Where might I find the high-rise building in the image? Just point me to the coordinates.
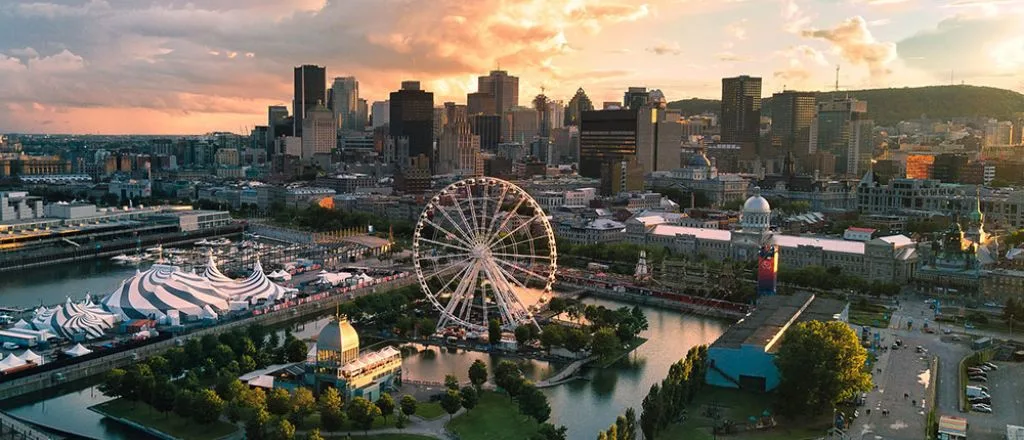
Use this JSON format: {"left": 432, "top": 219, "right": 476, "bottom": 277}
{"left": 984, "top": 120, "right": 1013, "bottom": 146}
{"left": 565, "top": 88, "right": 594, "bottom": 126}
{"left": 504, "top": 107, "right": 539, "bottom": 144}
{"left": 470, "top": 115, "right": 501, "bottom": 149}
{"left": 371, "top": 101, "right": 390, "bottom": 128}
{"left": 467, "top": 92, "right": 497, "bottom": 116}
{"left": 623, "top": 87, "right": 650, "bottom": 110}
{"left": 438, "top": 103, "right": 482, "bottom": 177}
{"left": 330, "top": 76, "right": 359, "bottom": 131}
{"left": 579, "top": 109, "right": 639, "bottom": 195}
{"left": 769, "top": 90, "right": 817, "bottom": 157}
{"left": 932, "top": 153, "right": 970, "bottom": 183}
{"left": 356, "top": 99, "right": 368, "bottom": 130}
{"left": 906, "top": 154, "right": 934, "bottom": 179}
{"left": 477, "top": 70, "right": 519, "bottom": 113}
{"left": 301, "top": 102, "right": 336, "bottom": 160}
{"left": 268, "top": 105, "right": 290, "bottom": 155}
{"left": 720, "top": 76, "right": 762, "bottom": 146}
{"left": 636, "top": 106, "right": 683, "bottom": 173}
{"left": 810, "top": 97, "right": 872, "bottom": 175}
{"left": 293, "top": 65, "right": 327, "bottom": 137}
{"left": 389, "top": 81, "right": 434, "bottom": 168}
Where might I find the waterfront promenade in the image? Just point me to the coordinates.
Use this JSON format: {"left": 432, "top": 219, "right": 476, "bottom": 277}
{"left": 0, "top": 275, "right": 418, "bottom": 402}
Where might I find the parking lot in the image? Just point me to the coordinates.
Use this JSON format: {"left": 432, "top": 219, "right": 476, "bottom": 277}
{"left": 963, "top": 360, "right": 1024, "bottom": 439}
{"left": 848, "top": 331, "right": 934, "bottom": 440}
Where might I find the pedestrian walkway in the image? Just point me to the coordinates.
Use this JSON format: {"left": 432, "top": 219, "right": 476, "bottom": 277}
{"left": 0, "top": 411, "right": 55, "bottom": 440}
{"left": 295, "top": 409, "right": 465, "bottom": 439}
{"left": 536, "top": 355, "right": 595, "bottom": 388}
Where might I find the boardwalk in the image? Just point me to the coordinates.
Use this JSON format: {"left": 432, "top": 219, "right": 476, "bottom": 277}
{"left": 536, "top": 356, "right": 595, "bottom": 388}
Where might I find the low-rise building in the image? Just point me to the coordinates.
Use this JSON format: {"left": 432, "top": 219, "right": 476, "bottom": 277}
{"left": 556, "top": 219, "right": 626, "bottom": 245}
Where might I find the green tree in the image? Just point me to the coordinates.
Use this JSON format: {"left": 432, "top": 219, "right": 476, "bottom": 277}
{"left": 267, "top": 388, "right": 292, "bottom": 416}
{"left": 193, "top": 389, "right": 226, "bottom": 424}
{"left": 99, "top": 368, "right": 126, "bottom": 400}
{"left": 290, "top": 388, "right": 316, "bottom": 424}
{"left": 493, "top": 360, "right": 522, "bottom": 394}
{"left": 146, "top": 355, "right": 170, "bottom": 377}
{"left": 285, "top": 339, "right": 309, "bottom": 363}
{"left": 215, "top": 376, "right": 247, "bottom": 402}
{"left": 488, "top": 319, "right": 503, "bottom": 345}
{"left": 532, "top": 423, "right": 569, "bottom": 440}
{"left": 173, "top": 390, "right": 194, "bottom": 419}
{"left": 539, "top": 325, "right": 564, "bottom": 351}
{"left": 246, "top": 408, "right": 270, "bottom": 440}
{"left": 775, "top": 321, "right": 873, "bottom": 417}
{"left": 152, "top": 380, "right": 177, "bottom": 416}
{"left": 304, "top": 428, "right": 325, "bottom": 440}
{"left": 514, "top": 325, "right": 532, "bottom": 347}
{"left": 268, "top": 417, "right": 295, "bottom": 440}
{"left": 440, "top": 389, "right": 462, "bottom": 420}
{"left": 375, "top": 393, "right": 396, "bottom": 421}
{"left": 640, "top": 384, "right": 660, "bottom": 440}
{"left": 623, "top": 407, "right": 638, "bottom": 440}
{"left": 459, "top": 386, "right": 478, "bottom": 412}
{"left": 444, "top": 374, "right": 460, "bottom": 390}
{"left": 591, "top": 328, "right": 620, "bottom": 359}
{"left": 564, "top": 328, "right": 590, "bottom": 354}
{"left": 468, "top": 359, "right": 488, "bottom": 390}
{"left": 347, "top": 397, "right": 382, "bottom": 434}
{"left": 400, "top": 394, "right": 418, "bottom": 417}
{"left": 597, "top": 432, "right": 608, "bottom": 440}
{"left": 517, "top": 383, "right": 551, "bottom": 423}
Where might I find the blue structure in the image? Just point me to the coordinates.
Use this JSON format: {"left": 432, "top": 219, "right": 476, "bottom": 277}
{"left": 705, "top": 292, "right": 848, "bottom": 392}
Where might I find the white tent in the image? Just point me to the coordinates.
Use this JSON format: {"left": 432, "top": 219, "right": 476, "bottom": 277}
{"left": 0, "top": 353, "right": 26, "bottom": 372}
{"left": 201, "top": 304, "right": 219, "bottom": 320}
{"left": 20, "top": 349, "right": 44, "bottom": 365}
{"left": 12, "top": 319, "right": 30, "bottom": 329}
{"left": 64, "top": 343, "right": 92, "bottom": 357}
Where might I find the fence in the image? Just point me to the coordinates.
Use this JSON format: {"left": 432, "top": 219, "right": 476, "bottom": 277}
{"left": 0, "top": 411, "right": 51, "bottom": 440}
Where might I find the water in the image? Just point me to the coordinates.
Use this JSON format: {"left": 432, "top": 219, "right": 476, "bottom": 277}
{"left": 0, "top": 260, "right": 139, "bottom": 308}
{"left": 1, "top": 263, "right": 727, "bottom": 439}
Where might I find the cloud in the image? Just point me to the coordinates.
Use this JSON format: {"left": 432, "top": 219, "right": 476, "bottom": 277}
{"left": 800, "top": 16, "right": 897, "bottom": 78}
{"left": 772, "top": 45, "right": 830, "bottom": 86}
{"left": 0, "top": 0, "right": 656, "bottom": 133}
{"left": 647, "top": 40, "right": 682, "bottom": 55}
{"left": 898, "top": 13, "right": 1024, "bottom": 79}
{"left": 781, "top": 0, "right": 813, "bottom": 33}
{"left": 725, "top": 19, "right": 748, "bottom": 40}
{"left": 717, "top": 51, "right": 752, "bottom": 62}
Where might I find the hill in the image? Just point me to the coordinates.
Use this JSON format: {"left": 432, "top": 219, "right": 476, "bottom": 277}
{"left": 667, "top": 85, "right": 1024, "bottom": 126}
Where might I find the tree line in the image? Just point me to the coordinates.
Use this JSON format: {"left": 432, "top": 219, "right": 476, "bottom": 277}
{"left": 527, "top": 298, "right": 649, "bottom": 360}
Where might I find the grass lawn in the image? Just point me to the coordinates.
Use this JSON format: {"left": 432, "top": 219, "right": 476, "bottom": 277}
{"left": 92, "top": 399, "right": 238, "bottom": 440}
{"left": 660, "top": 387, "right": 831, "bottom": 440}
{"left": 447, "top": 391, "right": 538, "bottom": 440}
{"left": 414, "top": 401, "right": 446, "bottom": 420}
{"left": 849, "top": 302, "right": 892, "bottom": 328}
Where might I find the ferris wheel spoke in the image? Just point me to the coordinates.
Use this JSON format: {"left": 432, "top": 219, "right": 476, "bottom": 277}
{"left": 487, "top": 213, "right": 543, "bottom": 248}
{"left": 417, "top": 253, "right": 472, "bottom": 262}
{"left": 488, "top": 196, "right": 528, "bottom": 244}
{"left": 494, "top": 258, "right": 552, "bottom": 282}
{"left": 448, "top": 195, "right": 479, "bottom": 244}
{"left": 466, "top": 192, "right": 482, "bottom": 237}
{"left": 489, "top": 261, "right": 535, "bottom": 325}
{"left": 485, "top": 184, "right": 510, "bottom": 238}
{"left": 433, "top": 203, "right": 477, "bottom": 246}
{"left": 491, "top": 252, "right": 551, "bottom": 261}
{"left": 416, "top": 236, "right": 471, "bottom": 253}
{"left": 421, "top": 260, "right": 470, "bottom": 284}
{"left": 479, "top": 261, "right": 519, "bottom": 326}
{"left": 444, "top": 263, "right": 479, "bottom": 320}
{"left": 422, "top": 218, "right": 475, "bottom": 249}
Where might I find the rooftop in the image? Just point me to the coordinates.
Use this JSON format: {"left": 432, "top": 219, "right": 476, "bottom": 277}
{"left": 711, "top": 292, "right": 847, "bottom": 353}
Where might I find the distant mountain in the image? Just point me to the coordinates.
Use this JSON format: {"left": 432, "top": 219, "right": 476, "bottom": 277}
{"left": 667, "top": 85, "right": 1024, "bottom": 126}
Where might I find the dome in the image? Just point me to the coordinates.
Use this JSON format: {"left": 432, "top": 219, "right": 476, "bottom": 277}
{"left": 743, "top": 191, "right": 771, "bottom": 214}
{"left": 318, "top": 316, "right": 359, "bottom": 355}
{"left": 688, "top": 152, "right": 712, "bottom": 168}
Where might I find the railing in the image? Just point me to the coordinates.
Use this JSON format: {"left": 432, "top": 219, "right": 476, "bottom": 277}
{"left": 0, "top": 411, "right": 51, "bottom": 440}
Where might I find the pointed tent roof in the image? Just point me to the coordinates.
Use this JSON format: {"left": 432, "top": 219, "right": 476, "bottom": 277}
{"left": 12, "top": 319, "right": 30, "bottom": 329}
{"left": 64, "top": 343, "right": 92, "bottom": 357}
{"left": 0, "top": 353, "right": 26, "bottom": 371}
{"left": 20, "top": 349, "right": 43, "bottom": 365}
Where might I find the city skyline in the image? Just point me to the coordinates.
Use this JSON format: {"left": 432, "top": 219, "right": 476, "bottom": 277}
{"left": 1, "top": 0, "right": 1023, "bottom": 134}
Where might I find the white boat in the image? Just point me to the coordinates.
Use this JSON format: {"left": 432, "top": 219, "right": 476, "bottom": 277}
{"left": 210, "top": 238, "right": 231, "bottom": 246}
{"left": 110, "top": 254, "right": 131, "bottom": 262}
{"left": 195, "top": 239, "right": 213, "bottom": 246}
{"left": 2, "top": 342, "right": 19, "bottom": 350}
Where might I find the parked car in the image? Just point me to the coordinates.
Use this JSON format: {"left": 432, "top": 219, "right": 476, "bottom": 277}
{"left": 971, "top": 403, "right": 992, "bottom": 413}
{"left": 978, "top": 364, "right": 993, "bottom": 371}
{"left": 969, "top": 397, "right": 991, "bottom": 405}
{"left": 943, "top": 328, "right": 952, "bottom": 334}
{"left": 969, "top": 376, "right": 988, "bottom": 383}
{"left": 983, "top": 362, "right": 998, "bottom": 370}
{"left": 967, "top": 368, "right": 985, "bottom": 374}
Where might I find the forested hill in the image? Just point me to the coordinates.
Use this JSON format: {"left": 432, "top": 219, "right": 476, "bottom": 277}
{"left": 667, "top": 85, "right": 1024, "bottom": 126}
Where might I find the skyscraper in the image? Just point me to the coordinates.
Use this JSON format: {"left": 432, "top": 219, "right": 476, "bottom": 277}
{"left": 389, "top": 81, "right": 434, "bottom": 168}
{"left": 810, "top": 97, "right": 872, "bottom": 176}
{"left": 330, "top": 76, "right": 359, "bottom": 131}
{"left": 579, "top": 109, "right": 639, "bottom": 195}
{"left": 720, "top": 76, "right": 762, "bottom": 145}
{"left": 623, "top": 87, "right": 650, "bottom": 110}
{"left": 371, "top": 101, "right": 390, "bottom": 128}
{"left": 477, "top": 70, "right": 519, "bottom": 113}
{"left": 635, "top": 106, "right": 683, "bottom": 173}
{"left": 565, "top": 88, "right": 594, "bottom": 126}
{"left": 293, "top": 65, "right": 327, "bottom": 137}
{"left": 301, "top": 102, "right": 336, "bottom": 160}
{"left": 770, "top": 90, "right": 817, "bottom": 157}
{"left": 438, "top": 103, "right": 482, "bottom": 177}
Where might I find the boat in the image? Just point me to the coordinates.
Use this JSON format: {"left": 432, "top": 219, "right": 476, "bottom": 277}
{"left": 2, "top": 342, "right": 19, "bottom": 350}
{"left": 195, "top": 239, "right": 213, "bottom": 246}
{"left": 209, "top": 238, "right": 231, "bottom": 246}
{"left": 110, "top": 254, "right": 131, "bottom": 262}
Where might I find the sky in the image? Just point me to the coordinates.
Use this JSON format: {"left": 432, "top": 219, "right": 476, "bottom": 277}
{"left": 0, "top": 0, "right": 1023, "bottom": 135}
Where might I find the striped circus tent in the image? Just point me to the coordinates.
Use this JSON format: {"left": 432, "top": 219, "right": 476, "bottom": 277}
{"left": 202, "top": 256, "right": 296, "bottom": 305}
{"left": 102, "top": 264, "right": 231, "bottom": 320}
{"left": 32, "top": 296, "right": 118, "bottom": 340}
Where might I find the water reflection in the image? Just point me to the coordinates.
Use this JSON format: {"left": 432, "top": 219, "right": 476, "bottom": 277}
{"left": 1, "top": 380, "right": 156, "bottom": 440}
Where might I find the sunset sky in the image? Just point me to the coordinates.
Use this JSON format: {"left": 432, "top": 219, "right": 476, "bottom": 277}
{"left": 1, "top": 0, "right": 1022, "bottom": 135}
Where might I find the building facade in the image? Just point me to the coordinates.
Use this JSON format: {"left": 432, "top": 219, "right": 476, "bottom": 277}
{"left": 293, "top": 65, "right": 327, "bottom": 137}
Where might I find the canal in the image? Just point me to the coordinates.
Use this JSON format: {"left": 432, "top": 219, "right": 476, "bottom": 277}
{"left": 0, "top": 261, "right": 727, "bottom": 439}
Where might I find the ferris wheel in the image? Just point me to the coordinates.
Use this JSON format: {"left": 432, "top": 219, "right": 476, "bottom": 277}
{"left": 412, "top": 177, "right": 557, "bottom": 333}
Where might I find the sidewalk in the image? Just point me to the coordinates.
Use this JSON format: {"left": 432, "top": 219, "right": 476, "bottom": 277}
{"left": 295, "top": 409, "right": 465, "bottom": 439}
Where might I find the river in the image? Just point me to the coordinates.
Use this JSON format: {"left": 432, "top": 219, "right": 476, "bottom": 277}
{"left": 0, "top": 260, "right": 727, "bottom": 439}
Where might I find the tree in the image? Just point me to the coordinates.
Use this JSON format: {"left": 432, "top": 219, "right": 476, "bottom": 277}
{"left": 515, "top": 325, "right": 532, "bottom": 347}
{"left": 518, "top": 383, "right": 551, "bottom": 423}
{"left": 152, "top": 380, "right": 177, "bottom": 416}
{"left": 174, "top": 390, "right": 194, "bottom": 419}
{"left": 290, "top": 388, "right": 316, "bottom": 423}
{"left": 347, "top": 397, "right": 382, "bottom": 434}
{"left": 269, "top": 418, "right": 295, "bottom": 440}
{"left": 304, "top": 428, "right": 325, "bottom": 440}
{"left": 375, "top": 393, "right": 396, "bottom": 421}
{"left": 775, "top": 321, "right": 873, "bottom": 417}
{"left": 285, "top": 339, "right": 309, "bottom": 363}
{"left": 640, "top": 384, "right": 660, "bottom": 440}
{"left": 488, "top": 319, "right": 503, "bottom": 346}
{"left": 468, "top": 359, "right": 488, "bottom": 390}
{"left": 532, "top": 423, "right": 569, "bottom": 440}
{"left": 267, "top": 388, "right": 292, "bottom": 416}
{"left": 623, "top": 407, "right": 638, "bottom": 440}
{"left": 444, "top": 374, "right": 460, "bottom": 390}
{"left": 215, "top": 376, "right": 247, "bottom": 402}
{"left": 400, "top": 394, "right": 418, "bottom": 417}
{"left": 193, "top": 389, "right": 226, "bottom": 424}
{"left": 246, "top": 408, "right": 270, "bottom": 440}
{"left": 563, "top": 328, "right": 589, "bottom": 354}
{"left": 494, "top": 360, "right": 522, "bottom": 394}
{"left": 440, "top": 388, "right": 462, "bottom": 420}
{"left": 591, "top": 328, "right": 620, "bottom": 359}
{"left": 459, "top": 386, "right": 478, "bottom": 412}
{"left": 99, "top": 368, "right": 126, "bottom": 400}
{"left": 539, "top": 325, "right": 564, "bottom": 351}
{"left": 597, "top": 432, "right": 608, "bottom": 440}
{"left": 147, "top": 355, "right": 170, "bottom": 377}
